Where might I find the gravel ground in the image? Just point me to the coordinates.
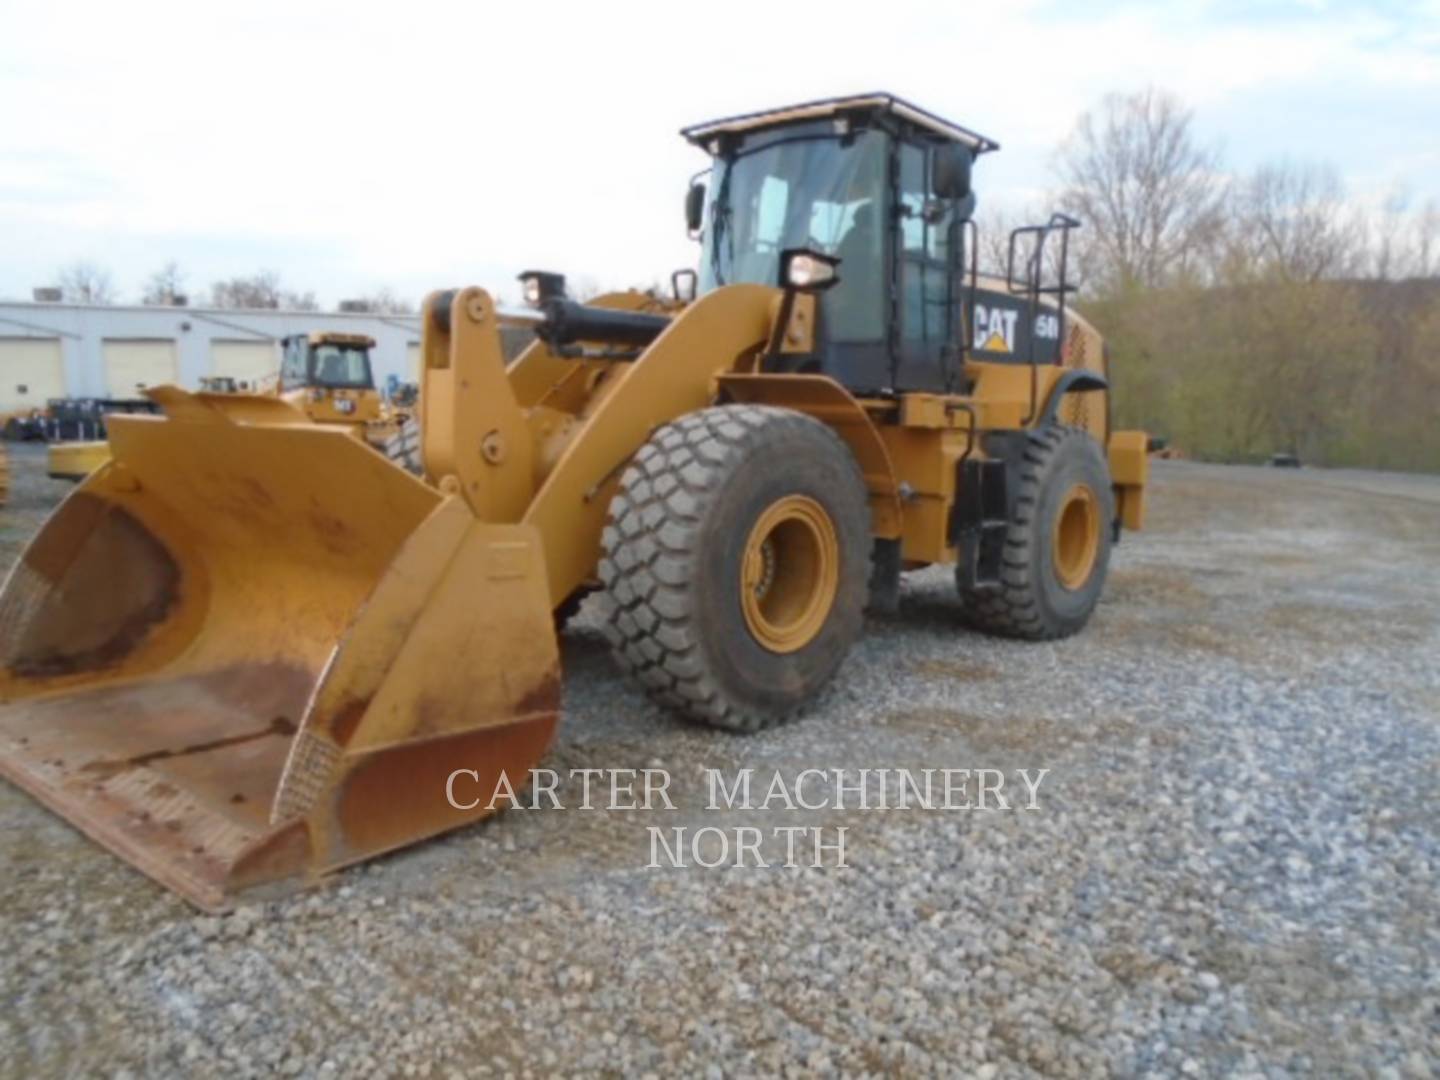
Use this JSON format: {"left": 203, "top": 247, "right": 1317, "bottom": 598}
{"left": 0, "top": 443, "right": 1437, "bottom": 1078}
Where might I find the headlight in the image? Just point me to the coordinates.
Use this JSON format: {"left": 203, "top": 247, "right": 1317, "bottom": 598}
{"left": 781, "top": 249, "right": 841, "bottom": 292}
{"left": 518, "top": 270, "right": 566, "bottom": 308}
{"left": 335, "top": 398, "right": 356, "bottom": 414}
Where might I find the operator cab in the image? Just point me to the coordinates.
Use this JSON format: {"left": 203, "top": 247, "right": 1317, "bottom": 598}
{"left": 280, "top": 333, "right": 376, "bottom": 392}
{"left": 682, "top": 93, "right": 1071, "bottom": 396}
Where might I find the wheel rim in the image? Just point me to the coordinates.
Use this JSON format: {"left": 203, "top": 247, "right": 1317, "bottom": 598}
{"left": 1052, "top": 483, "right": 1101, "bottom": 590}
{"left": 740, "top": 495, "right": 840, "bottom": 654}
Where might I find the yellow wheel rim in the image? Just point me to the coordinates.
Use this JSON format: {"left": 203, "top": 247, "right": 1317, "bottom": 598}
{"left": 740, "top": 495, "right": 840, "bottom": 654}
{"left": 1052, "top": 483, "right": 1101, "bottom": 590}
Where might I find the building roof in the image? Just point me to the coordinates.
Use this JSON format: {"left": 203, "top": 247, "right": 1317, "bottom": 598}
{"left": 0, "top": 299, "right": 419, "bottom": 321}
{"left": 681, "top": 93, "right": 1000, "bottom": 154}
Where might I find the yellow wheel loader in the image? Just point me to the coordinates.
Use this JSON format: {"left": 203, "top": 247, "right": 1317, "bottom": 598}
{"left": 0, "top": 94, "right": 1147, "bottom": 909}
{"left": 275, "top": 331, "right": 422, "bottom": 472}
{"left": 46, "top": 333, "right": 420, "bottom": 482}
{"left": 45, "top": 439, "right": 112, "bottom": 483}
{"left": 276, "top": 332, "right": 385, "bottom": 425}
{"left": 193, "top": 330, "right": 388, "bottom": 426}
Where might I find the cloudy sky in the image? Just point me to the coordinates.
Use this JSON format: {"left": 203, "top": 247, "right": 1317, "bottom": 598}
{"left": 1, "top": 0, "right": 1436, "bottom": 307}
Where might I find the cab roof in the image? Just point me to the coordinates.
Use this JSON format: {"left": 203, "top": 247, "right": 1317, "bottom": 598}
{"left": 681, "top": 93, "right": 1000, "bottom": 154}
{"left": 306, "top": 332, "right": 375, "bottom": 348}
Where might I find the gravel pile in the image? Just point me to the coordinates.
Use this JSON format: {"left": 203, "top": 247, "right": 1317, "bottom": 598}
{"left": 1, "top": 455, "right": 1436, "bottom": 1077}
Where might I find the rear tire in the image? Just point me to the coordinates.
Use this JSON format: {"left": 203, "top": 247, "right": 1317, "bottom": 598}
{"left": 959, "top": 425, "right": 1113, "bottom": 640}
{"left": 599, "top": 405, "right": 870, "bottom": 732}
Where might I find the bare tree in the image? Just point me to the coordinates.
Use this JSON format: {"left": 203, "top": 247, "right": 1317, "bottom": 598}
{"left": 56, "top": 261, "right": 115, "bottom": 304}
{"left": 336, "top": 287, "right": 415, "bottom": 315}
{"left": 972, "top": 202, "right": 1075, "bottom": 290}
{"left": 210, "top": 271, "right": 318, "bottom": 311}
{"left": 1365, "top": 188, "right": 1413, "bottom": 281}
{"left": 1363, "top": 192, "right": 1440, "bottom": 280}
{"left": 570, "top": 274, "right": 603, "bottom": 302}
{"left": 142, "top": 261, "right": 188, "bottom": 306}
{"left": 973, "top": 204, "right": 1022, "bottom": 279}
{"left": 1227, "top": 161, "right": 1363, "bottom": 282}
{"left": 1415, "top": 200, "right": 1440, "bottom": 279}
{"left": 1055, "top": 88, "right": 1226, "bottom": 292}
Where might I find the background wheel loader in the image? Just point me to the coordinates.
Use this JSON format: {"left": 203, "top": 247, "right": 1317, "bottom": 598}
{"left": 273, "top": 331, "right": 423, "bottom": 472}
{"left": 275, "top": 332, "right": 386, "bottom": 426}
{"left": 45, "top": 332, "right": 421, "bottom": 482}
{"left": 0, "top": 93, "right": 1147, "bottom": 908}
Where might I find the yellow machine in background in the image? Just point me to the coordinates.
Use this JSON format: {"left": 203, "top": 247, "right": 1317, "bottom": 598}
{"left": 45, "top": 332, "right": 417, "bottom": 482}
{"left": 275, "top": 332, "right": 419, "bottom": 469}
{"left": 276, "top": 331, "right": 386, "bottom": 425}
{"left": 44, "top": 440, "right": 110, "bottom": 483}
{"left": 0, "top": 94, "right": 1145, "bottom": 909}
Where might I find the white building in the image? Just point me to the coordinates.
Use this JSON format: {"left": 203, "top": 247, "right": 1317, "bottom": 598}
{"left": 0, "top": 300, "right": 424, "bottom": 414}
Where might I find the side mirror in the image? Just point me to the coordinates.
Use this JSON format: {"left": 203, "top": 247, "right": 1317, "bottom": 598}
{"left": 671, "top": 268, "right": 698, "bottom": 304}
{"left": 685, "top": 182, "right": 705, "bottom": 235}
{"left": 932, "top": 145, "right": 973, "bottom": 201}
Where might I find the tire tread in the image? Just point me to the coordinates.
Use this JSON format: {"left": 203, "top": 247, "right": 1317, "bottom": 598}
{"left": 959, "top": 425, "right": 1108, "bottom": 641}
{"left": 600, "top": 405, "right": 867, "bottom": 732}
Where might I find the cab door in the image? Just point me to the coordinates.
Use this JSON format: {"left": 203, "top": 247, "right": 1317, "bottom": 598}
{"left": 893, "top": 141, "right": 962, "bottom": 393}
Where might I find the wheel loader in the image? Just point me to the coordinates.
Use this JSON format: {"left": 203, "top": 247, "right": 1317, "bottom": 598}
{"left": 275, "top": 332, "right": 386, "bottom": 424}
{"left": 274, "top": 331, "right": 422, "bottom": 471}
{"left": 46, "top": 332, "right": 421, "bottom": 481}
{"left": 0, "top": 94, "right": 1147, "bottom": 909}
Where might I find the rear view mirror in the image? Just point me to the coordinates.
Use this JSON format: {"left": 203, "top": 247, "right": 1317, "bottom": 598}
{"left": 671, "top": 268, "right": 698, "bottom": 303}
{"left": 685, "top": 182, "right": 705, "bottom": 235}
{"left": 932, "top": 145, "right": 973, "bottom": 201}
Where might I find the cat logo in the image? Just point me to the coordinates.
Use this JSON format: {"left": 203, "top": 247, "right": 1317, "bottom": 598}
{"left": 973, "top": 303, "right": 1018, "bottom": 353}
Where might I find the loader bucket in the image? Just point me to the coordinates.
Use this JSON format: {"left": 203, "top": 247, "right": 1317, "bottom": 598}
{"left": 0, "top": 391, "right": 559, "bottom": 910}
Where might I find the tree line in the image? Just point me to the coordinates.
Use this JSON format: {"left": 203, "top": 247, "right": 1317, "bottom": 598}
{"left": 38, "top": 91, "right": 1440, "bottom": 472}
{"left": 1016, "top": 87, "right": 1439, "bottom": 472}
{"left": 46, "top": 261, "right": 415, "bottom": 315}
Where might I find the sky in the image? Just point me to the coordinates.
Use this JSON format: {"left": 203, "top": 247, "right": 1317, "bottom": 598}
{"left": 1, "top": 0, "right": 1436, "bottom": 307}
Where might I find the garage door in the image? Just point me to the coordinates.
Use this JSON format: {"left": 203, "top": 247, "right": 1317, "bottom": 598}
{"left": 211, "top": 339, "right": 278, "bottom": 386}
{"left": 103, "top": 339, "right": 178, "bottom": 398}
{"left": 406, "top": 342, "right": 422, "bottom": 383}
{"left": 0, "top": 337, "right": 66, "bottom": 412}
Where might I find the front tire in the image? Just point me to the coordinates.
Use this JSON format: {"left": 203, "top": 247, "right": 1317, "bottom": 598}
{"left": 959, "top": 425, "right": 1114, "bottom": 640}
{"left": 599, "top": 405, "right": 871, "bottom": 732}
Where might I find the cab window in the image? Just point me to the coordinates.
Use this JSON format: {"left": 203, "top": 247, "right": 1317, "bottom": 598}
{"left": 312, "top": 344, "right": 372, "bottom": 389}
{"left": 699, "top": 128, "right": 887, "bottom": 343}
{"left": 280, "top": 338, "right": 308, "bottom": 390}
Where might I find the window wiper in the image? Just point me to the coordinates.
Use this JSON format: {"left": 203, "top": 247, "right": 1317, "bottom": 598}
{"left": 709, "top": 164, "right": 734, "bottom": 287}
